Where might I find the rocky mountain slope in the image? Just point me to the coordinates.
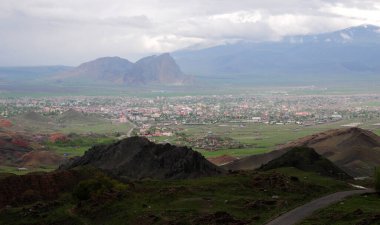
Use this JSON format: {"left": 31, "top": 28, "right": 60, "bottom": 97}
{"left": 60, "top": 136, "right": 223, "bottom": 179}
{"left": 224, "top": 127, "right": 380, "bottom": 177}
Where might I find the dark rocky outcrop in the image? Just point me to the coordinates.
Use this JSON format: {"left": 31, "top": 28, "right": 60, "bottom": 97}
{"left": 258, "top": 147, "right": 352, "bottom": 180}
{"left": 60, "top": 136, "right": 223, "bottom": 180}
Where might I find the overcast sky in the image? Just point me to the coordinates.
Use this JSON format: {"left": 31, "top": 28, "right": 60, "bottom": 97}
{"left": 1, "top": 0, "right": 380, "bottom": 66}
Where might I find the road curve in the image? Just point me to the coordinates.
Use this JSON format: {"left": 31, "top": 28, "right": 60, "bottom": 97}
{"left": 265, "top": 189, "right": 375, "bottom": 225}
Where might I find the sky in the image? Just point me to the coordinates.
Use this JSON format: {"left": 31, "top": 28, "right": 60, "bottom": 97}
{"left": 1, "top": 0, "right": 380, "bottom": 66}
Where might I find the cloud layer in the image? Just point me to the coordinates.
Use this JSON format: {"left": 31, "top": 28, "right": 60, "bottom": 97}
{"left": 1, "top": 0, "right": 379, "bottom": 66}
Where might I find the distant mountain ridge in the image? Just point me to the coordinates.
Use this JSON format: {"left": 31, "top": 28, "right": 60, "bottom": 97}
{"left": 173, "top": 24, "right": 380, "bottom": 84}
{"left": 0, "top": 66, "right": 72, "bottom": 82}
{"left": 283, "top": 24, "right": 380, "bottom": 44}
{"left": 56, "top": 53, "right": 190, "bottom": 85}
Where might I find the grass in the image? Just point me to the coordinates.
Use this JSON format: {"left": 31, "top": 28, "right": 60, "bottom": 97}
{"left": 270, "top": 167, "right": 350, "bottom": 191}
{"left": 299, "top": 193, "right": 380, "bottom": 225}
{"left": 59, "top": 122, "right": 133, "bottom": 134}
{"left": 197, "top": 147, "right": 269, "bottom": 158}
{"left": 46, "top": 136, "right": 117, "bottom": 158}
{"left": 0, "top": 168, "right": 353, "bottom": 225}
{"left": 0, "top": 166, "right": 56, "bottom": 175}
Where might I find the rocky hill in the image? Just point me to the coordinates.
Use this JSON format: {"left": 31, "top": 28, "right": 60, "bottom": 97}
{"left": 57, "top": 109, "right": 102, "bottom": 124}
{"left": 55, "top": 56, "right": 133, "bottom": 83}
{"left": 224, "top": 127, "right": 380, "bottom": 177}
{"left": 259, "top": 147, "right": 352, "bottom": 179}
{"left": 0, "top": 130, "right": 63, "bottom": 169}
{"left": 60, "top": 136, "right": 223, "bottom": 180}
{"left": 123, "top": 53, "right": 189, "bottom": 85}
{"left": 0, "top": 131, "right": 33, "bottom": 166}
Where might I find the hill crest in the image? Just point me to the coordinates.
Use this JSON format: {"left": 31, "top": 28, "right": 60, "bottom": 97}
{"left": 259, "top": 147, "right": 352, "bottom": 180}
{"left": 60, "top": 136, "right": 223, "bottom": 180}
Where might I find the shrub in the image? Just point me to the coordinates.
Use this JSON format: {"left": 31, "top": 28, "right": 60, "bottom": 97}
{"left": 72, "top": 175, "right": 127, "bottom": 201}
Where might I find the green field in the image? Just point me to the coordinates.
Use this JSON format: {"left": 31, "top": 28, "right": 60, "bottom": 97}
{"left": 170, "top": 119, "right": 380, "bottom": 158}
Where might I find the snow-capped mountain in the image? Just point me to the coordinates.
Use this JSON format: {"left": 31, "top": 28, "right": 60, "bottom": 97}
{"left": 284, "top": 24, "right": 380, "bottom": 44}
{"left": 173, "top": 25, "right": 380, "bottom": 84}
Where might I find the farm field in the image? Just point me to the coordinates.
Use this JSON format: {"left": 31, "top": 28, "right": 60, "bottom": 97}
{"left": 155, "top": 118, "right": 380, "bottom": 158}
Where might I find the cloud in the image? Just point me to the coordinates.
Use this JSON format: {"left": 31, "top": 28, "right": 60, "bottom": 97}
{"left": 0, "top": 0, "right": 379, "bottom": 66}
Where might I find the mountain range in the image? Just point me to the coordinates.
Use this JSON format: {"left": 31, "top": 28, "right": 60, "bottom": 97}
{"left": 1, "top": 25, "right": 380, "bottom": 87}
{"left": 173, "top": 24, "right": 380, "bottom": 85}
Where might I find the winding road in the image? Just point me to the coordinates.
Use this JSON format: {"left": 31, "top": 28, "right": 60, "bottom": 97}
{"left": 265, "top": 188, "right": 375, "bottom": 225}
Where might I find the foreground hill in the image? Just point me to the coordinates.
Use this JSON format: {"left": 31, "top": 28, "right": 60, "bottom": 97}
{"left": 55, "top": 53, "right": 190, "bottom": 85}
{"left": 259, "top": 147, "right": 352, "bottom": 180}
{"left": 60, "top": 136, "right": 223, "bottom": 179}
{"left": 224, "top": 127, "right": 380, "bottom": 177}
{"left": 0, "top": 166, "right": 351, "bottom": 224}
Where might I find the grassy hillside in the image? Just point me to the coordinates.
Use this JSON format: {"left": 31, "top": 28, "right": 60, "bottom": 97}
{"left": 0, "top": 168, "right": 351, "bottom": 225}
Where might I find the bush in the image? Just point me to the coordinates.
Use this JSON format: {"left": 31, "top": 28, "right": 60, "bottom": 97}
{"left": 72, "top": 175, "right": 127, "bottom": 201}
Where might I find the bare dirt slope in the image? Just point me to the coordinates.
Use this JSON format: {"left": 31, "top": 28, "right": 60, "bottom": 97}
{"left": 224, "top": 128, "right": 380, "bottom": 177}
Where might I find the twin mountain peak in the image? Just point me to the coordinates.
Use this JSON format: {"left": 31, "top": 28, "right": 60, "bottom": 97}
{"left": 56, "top": 53, "right": 190, "bottom": 85}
